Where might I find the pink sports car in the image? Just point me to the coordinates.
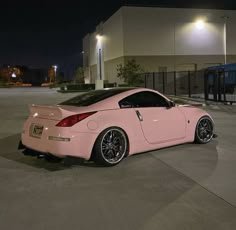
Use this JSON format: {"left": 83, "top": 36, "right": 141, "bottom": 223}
{"left": 19, "top": 87, "right": 216, "bottom": 166}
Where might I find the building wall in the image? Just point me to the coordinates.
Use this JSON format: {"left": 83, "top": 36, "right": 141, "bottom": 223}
{"left": 83, "top": 6, "right": 236, "bottom": 83}
{"left": 103, "top": 8, "right": 124, "bottom": 61}
{"left": 123, "top": 7, "right": 174, "bottom": 56}
{"left": 89, "top": 57, "right": 126, "bottom": 84}
{"left": 83, "top": 9, "right": 124, "bottom": 83}
{"left": 124, "top": 54, "right": 235, "bottom": 72}
{"left": 88, "top": 32, "right": 98, "bottom": 66}
{"left": 122, "top": 7, "right": 236, "bottom": 56}
{"left": 89, "top": 64, "right": 97, "bottom": 84}
{"left": 104, "top": 56, "right": 125, "bottom": 84}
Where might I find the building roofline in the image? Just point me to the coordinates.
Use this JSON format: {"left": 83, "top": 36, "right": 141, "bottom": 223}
{"left": 122, "top": 3, "right": 236, "bottom": 11}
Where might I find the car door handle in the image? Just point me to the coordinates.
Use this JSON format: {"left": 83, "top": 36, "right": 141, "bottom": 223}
{"left": 136, "top": 110, "right": 143, "bottom": 121}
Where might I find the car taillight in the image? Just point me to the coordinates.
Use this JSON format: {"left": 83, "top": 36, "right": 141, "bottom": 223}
{"left": 56, "top": 112, "right": 96, "bottom": 127}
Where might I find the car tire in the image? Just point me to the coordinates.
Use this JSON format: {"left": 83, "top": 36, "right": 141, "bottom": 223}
{"left": 93, "top": 127, "right": 128, "bottom": 166}
{"left": 195, "top": 116, "right": 214, "bottom": 144}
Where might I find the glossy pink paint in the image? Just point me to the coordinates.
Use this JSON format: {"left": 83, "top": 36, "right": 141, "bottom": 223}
{"left": 21, "top": 88, "right": 213, "bottom": 160}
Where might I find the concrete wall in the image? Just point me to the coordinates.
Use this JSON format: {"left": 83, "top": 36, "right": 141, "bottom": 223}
{"left": 88, "top": 32, "right": 98, "bottom": 66}
{"left": 87, "top": 10, "right": 124, "bottom": 64}
{"left": 83, "top": 6, "right": 236, "bottom": 83}
{"left": 88, "top": 57, "right": 125, "bottom": 84}
{"left": 123, "top": 7, "right": 174, "bottom": 56}
{"left": 83, "top": 9, "right": 124, "bottom": 83}
{"left": 103, "top": 8, "right": 124, "bottom": 61}
{"left": 124, "top": 54, "right": 235, "bottom": 72}
{"left": 104, "top": 57, "right": 125, "bottom": 84}
{"left": 122, "top": 7, "right": 236, "bottom": 56}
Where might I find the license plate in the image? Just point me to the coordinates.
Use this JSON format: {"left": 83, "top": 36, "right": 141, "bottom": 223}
{"left": 31, "top": 124, "right": 44, "bottom": 138}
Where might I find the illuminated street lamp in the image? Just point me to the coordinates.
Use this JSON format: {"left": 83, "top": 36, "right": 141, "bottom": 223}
{"left": 52, "top": 65, "right": 58, "bottom": 82}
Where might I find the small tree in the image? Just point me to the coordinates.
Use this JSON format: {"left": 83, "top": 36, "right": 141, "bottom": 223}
{"left": 74, "top": 66, "right": 85, "bottom": 84}
{"left": 117, "top": 59, "right": 144, "bottom": 86}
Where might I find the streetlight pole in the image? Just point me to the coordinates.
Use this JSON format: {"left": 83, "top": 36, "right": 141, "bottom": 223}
{"left": 221, "top": 15, "right": 229, "bottom": 65}
{"left": 95, "top": 34, "right": 104, "bottom": 89}
{"left": 173, "top": 22, "right": 176, "bottom": 72}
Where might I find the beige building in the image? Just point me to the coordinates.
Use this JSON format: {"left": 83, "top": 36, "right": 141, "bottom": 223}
{"left": 82, "top": 6, "right": 236, "bottom": 86}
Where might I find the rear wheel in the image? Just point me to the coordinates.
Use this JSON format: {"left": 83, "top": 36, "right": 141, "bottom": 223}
{"left": 195, "top": 116, "right": 214, "bottom": 144}
{"left": 93, "top": 127, "right": 128, "bottom": 166}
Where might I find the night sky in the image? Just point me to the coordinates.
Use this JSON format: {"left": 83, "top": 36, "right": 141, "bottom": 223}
{"left": 0, "top": 0, "right": 236, "bottom": 76}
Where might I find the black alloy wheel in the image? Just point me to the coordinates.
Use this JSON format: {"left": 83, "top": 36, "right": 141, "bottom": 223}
{"left": 195, "top": 116, "right": 214, "bottom": 144}
{"left": 93, "top": 127, "right": 128, "bottom": 166}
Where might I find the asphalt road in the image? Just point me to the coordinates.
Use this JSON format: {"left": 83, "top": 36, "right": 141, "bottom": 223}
{"left": 0, "top": 87, "right": 236, "bottom": 230}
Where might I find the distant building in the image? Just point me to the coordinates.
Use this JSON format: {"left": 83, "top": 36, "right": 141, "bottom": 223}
{"left": 83, "top": 6, "right": 236, "bottom": 86}
{"left": 22, "top": 68, "right": 48, "bottom": 86}
{"left": 0, "top": 65, "right": 50, "bottom": 86}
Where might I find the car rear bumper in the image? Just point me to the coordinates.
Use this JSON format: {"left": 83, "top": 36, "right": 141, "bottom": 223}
{"left": 21, "top": 128, "right": 98, "bottom": 160}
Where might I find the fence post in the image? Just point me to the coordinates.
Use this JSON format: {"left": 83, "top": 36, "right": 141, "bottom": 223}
{"left": 144, "top": 74, "right": 147, "bottom": 88}
{"left": 174, "top": 71, "right": 176, "bottom": 96}
{"left": 162, "top": 72, "right": 165, "bottom": 94}
{"left": 204, "top": 71, "right": 208, "bottom": 100}
{"left": 223, "top": 72, "right": 226, "bottom": 102}
{"left": 213, "top": 72, "right": 217, "bottom": 101}
{"left": 153, "top": 72, "right": 155, "bottom": 90}
{"left": 188, "top": 71, "right": 191, "bottom": 98}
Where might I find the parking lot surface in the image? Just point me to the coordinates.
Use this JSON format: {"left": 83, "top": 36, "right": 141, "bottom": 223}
{"left": 0, "top": 87, "right": 236, "bottom": 230}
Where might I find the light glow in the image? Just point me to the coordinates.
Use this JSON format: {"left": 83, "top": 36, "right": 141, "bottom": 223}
{"left": 195, "top": 20, "right": 205, "bottom": 30}
{"left": 52, "top": 65, "right": 57, "bottom": 70}
{"left": 96, "top": 34, "right": 102, "bottom": 40}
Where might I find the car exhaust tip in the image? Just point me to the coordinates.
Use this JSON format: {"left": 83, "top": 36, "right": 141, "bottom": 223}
{"left": 37, "top": 154, "right": 45, "bottom": 159}
{"left": 213, "top": 133, "right": 218, "bottom": 138}
{"left": 18, "top": 141, "right": 25, "bottom": 150}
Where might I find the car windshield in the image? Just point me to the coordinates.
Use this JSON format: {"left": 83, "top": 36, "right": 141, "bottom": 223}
{"left": 59, "top": 88, "right": 134, "bottom": 106}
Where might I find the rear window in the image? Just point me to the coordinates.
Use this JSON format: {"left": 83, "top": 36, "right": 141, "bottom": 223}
{"left": 59, "top": 88, "right": 134, "bottom": 106}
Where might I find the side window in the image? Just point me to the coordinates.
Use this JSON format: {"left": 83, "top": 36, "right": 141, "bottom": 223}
{"left": 119, "top": 91, "right": 169, "bottom": 108}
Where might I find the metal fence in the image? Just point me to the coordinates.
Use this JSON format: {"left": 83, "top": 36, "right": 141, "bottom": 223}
{"left": 141, "top": 71, "right": 205, "bottom": 98}
{"left": 140, "top": 70, "right": 236, "bottom": 103}
{"left": 205, "top": 70, "right": 236, "bottom": 104}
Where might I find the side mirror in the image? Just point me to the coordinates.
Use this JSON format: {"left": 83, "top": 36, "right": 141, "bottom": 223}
{"left": 170, "top": 100, "right": 175, "bottom": 107}
{"left": 167, "top": 100, "right": 175, "bottom": 108}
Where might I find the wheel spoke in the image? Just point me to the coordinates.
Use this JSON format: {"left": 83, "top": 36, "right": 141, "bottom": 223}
{"left": 100, "top": 128, "right": 127, "bottom": 164}
{"left": 197, "top": 117, "right": 213, "bottom": 143}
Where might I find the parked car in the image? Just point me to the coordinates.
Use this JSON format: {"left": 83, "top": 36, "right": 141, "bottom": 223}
{"left": 19, "top": 87, "right": 216, "bottom": 166}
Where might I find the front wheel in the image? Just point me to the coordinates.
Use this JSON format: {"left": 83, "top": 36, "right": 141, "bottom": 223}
{"left": 195, "top": 116, "right": 214, "bottom": 144}
{"left": 93, "top": 127, "right": 128, "bottom": 166}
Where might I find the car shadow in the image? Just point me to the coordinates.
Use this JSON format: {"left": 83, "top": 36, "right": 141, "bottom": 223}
{"left": 0, "top": 133, "right": 219, "bottom": 174}
{"left": 0, "top": 133, "right": 105, "bottom": 171}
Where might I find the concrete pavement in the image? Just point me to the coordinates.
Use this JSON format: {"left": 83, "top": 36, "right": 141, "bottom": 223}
{"left": 0, "top": 87, "right": 236, "bottom": 230}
